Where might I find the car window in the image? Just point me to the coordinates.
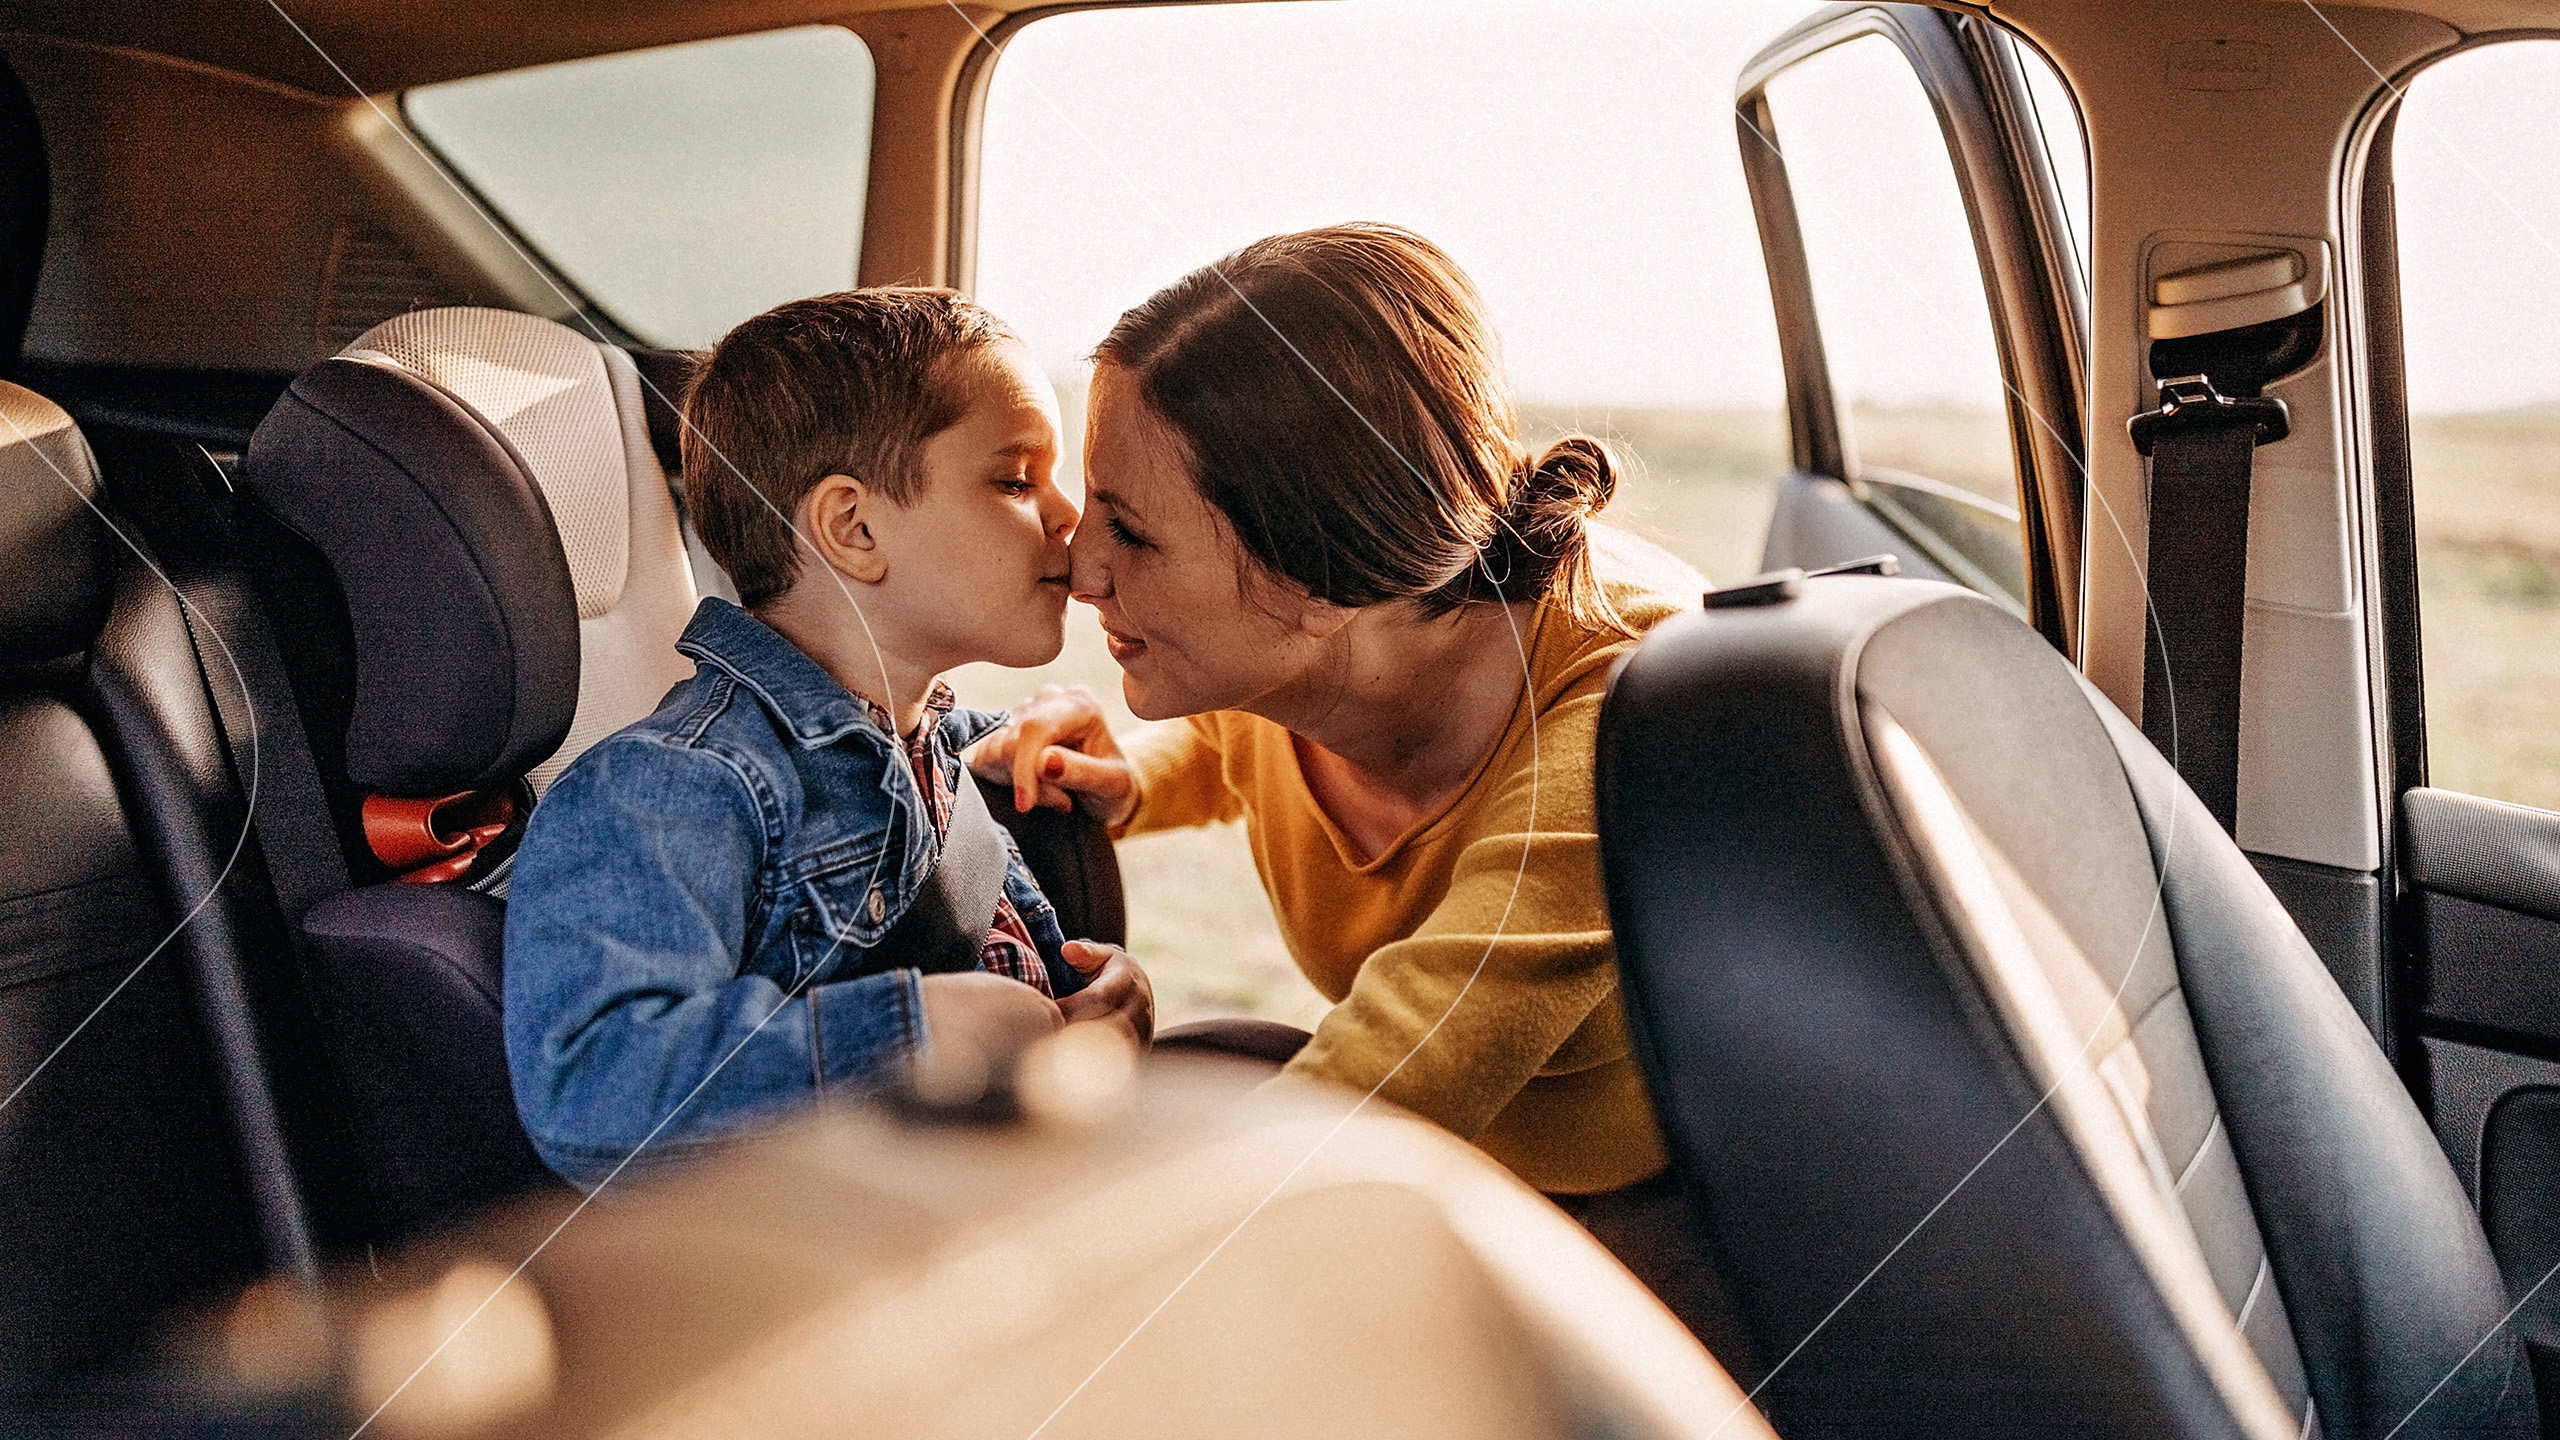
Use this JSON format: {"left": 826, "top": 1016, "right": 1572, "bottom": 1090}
{"left": 1759, "top": 34, "right": 2026, "bottom": 599}
{"left": 2016, "top": 40, "right": 2091, "bottom": 299}
{"left": 2394, "top": 40, "right": 2560, "bottom": 811}
{"left": 405, "top": 26, "right": 875, "bottom": 349}
{"left": 957, "top": 0, "right": 1807, "bottom": 1025}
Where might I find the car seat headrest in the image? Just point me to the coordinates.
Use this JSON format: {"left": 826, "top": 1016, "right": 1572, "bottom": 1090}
{"left": 243, "top": 344, "right": 582, "bottom": 798}
{"left": 346, "top": 309, "right": 648, "bottom": 622}
{"left": 0, "top": 382, "right": 109, "bottom": 664}
{"left": 243, "top": 308, "right": 701, "bottom": 800}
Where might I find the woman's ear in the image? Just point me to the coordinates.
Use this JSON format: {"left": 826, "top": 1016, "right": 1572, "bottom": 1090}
{"left": 799, "top": 473, "right": 889, "bottom": 585}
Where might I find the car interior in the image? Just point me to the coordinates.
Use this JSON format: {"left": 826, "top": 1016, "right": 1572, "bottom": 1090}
{"left": 2, "top": 0, "right": 2558, "bottom": 1435}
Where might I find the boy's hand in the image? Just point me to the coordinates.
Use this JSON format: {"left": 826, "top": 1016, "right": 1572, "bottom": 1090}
{"left": 916, "top": 971, "right": 1063, "bottom": 1073}
{"left": 964, "top": 685, "right": 1135, "bottom": 824}
{"left": 1057, "top": 940, "right": 1154, "bottom": 1050}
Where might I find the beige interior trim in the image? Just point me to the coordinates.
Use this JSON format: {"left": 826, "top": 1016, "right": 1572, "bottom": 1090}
{"left": 845, "top": 6, "right": 1002, "bottom": 288}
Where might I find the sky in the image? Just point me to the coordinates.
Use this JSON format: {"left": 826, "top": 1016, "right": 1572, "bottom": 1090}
{"left": 974, "top": 0, "right": 1811, "bottom": 411}
{"left": 410, "top": 0, "right": 2560, "bottom": 417}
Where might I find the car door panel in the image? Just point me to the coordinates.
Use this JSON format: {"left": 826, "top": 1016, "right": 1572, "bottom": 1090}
{"left": 1758, "top": 471, "right": 1960, "bottom": 584}
{"left": 2360, "top": 42, "right": 2560, "bottom": 1430}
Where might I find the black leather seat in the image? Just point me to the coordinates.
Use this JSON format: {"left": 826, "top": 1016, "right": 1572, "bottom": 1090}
{"left": 1597, "top": 577, "right": 2532, "bottom": 1439}
{"left": 0, "top": 385, "right": 306, "bottom": 1397}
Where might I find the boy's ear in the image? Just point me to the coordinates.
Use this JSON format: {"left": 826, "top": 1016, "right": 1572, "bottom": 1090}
{"left": 800, "top": 473, "right": 889, "bottom": 585}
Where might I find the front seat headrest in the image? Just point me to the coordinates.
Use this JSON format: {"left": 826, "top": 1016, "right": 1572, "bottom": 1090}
{"left": 244, "top": 308, "right": 698, "bottom": 799}
{"left": 0, "top": 381, "right": 108, "bottom": 664}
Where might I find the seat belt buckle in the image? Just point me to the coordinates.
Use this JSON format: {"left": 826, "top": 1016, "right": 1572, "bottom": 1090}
{"left": 363, "top": 788, "right": 522, "bottom": 885}
{"left": 2128, "top": 373, "right": 2291, "bottom": 456}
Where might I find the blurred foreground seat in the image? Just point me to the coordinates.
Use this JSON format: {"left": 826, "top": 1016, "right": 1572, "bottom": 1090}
{"left": 192, "top": 1050, "right": 1766, "bottom": 1440}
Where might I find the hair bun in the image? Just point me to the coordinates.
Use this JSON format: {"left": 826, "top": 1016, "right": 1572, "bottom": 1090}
{"left": 1519, "top": 434, "right": 1617, "bottom": 521}
{"left": 1478, "top": 433, "right": 1617, "bottom": 600}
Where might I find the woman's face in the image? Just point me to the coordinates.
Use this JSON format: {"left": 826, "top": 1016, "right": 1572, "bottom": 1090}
{"left": 1072, "top": 364, "right": 1324, "bottom": 721}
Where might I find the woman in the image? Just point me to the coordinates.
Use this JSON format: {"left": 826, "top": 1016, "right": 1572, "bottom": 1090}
{"left": 976, "top": 223, "right": 1701, "bottom": 1199}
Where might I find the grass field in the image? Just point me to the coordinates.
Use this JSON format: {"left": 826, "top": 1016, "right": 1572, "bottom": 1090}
{"left": 2412, "top": 406, "right": 2560, "bottom": 811}
{"left": 950, "top": 391, "right": 2560, "bottom": 1026}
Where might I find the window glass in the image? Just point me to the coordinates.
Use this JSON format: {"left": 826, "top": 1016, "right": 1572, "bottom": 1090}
{"left": 2397, "top": 40, "right": 2560, "bottom": 810}
{"left": 1761, "top": 35, "right": 2025, "bottom": 601}
{"left": 407, "top": 26, "right": 874, "bottom": 348}
{"left": 2015, "top": 40, "right": 2091, "bottom": 296}
{"left": 956, "top": 0, "right": 1805, "bottom": 1025}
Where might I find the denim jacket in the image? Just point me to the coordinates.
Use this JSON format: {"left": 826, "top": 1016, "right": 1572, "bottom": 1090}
{"left": 504, "top": 597, "right": 1069, "bottom": 1188}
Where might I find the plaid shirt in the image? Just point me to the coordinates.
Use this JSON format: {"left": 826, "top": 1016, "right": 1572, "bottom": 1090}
{"left": 870, "top": 680, "right": 1053, "bottom": 997}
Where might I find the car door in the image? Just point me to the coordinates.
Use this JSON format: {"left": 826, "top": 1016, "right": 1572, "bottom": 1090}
{"left": 1735, "top": 4, "right": 2086, "bottom": 654}
{"left": 2362, "top": 36, "right": 2560, "bottom": 1415}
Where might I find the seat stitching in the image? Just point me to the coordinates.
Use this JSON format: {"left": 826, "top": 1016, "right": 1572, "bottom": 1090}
{"left": 2234, "top": 1253, "right": 2270, "bottom": 1332}
{"left": 2177, "top": 1113, "right": 2226, "bottom": 1193}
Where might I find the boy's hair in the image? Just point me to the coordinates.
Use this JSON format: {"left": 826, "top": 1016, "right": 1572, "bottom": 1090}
{"left": 680, "top": 288, "right": 1018, "bottom": 608}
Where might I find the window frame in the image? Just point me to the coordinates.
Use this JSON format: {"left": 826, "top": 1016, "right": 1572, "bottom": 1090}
{"left": 2354, "top": 28, "right": 2560, "bottom": 817}
{"left": 1735, "top": 3, "right": 2089, "bottom": 653}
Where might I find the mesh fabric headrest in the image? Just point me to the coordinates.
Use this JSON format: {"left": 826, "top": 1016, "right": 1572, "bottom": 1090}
{"left": 244, "top": 318, "right": 586, "bottom": 797}
{"left": 244, "top": 308, "right": 702, "bottom": 799}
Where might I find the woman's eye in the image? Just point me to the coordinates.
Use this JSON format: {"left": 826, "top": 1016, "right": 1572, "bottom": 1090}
{"left": 1106, "top": 515, "right": 1150, "bottom": 549}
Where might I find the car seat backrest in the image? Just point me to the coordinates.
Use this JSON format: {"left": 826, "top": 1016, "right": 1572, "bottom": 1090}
{"left": 1598, "top": 578, "right": 2529, "bottom": 1440}
{"left": 0, "top": 384, "right": 273, "bottom": 1386}
{"left": 236, "top": 307, "right": 717, "bottom": 1241}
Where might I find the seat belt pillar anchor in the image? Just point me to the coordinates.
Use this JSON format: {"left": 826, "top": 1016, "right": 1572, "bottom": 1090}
{"left": 2128, "top": 374, "right": 2290, "bottom": 456}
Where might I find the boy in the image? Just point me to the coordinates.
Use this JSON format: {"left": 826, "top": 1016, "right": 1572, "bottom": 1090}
{"left": 505, "top": 290, "right": 1151, "bottom": 1189}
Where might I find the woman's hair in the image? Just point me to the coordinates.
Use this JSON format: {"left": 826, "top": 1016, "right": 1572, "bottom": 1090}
{"left": 682, "top": 288, "right": 1016, "bottom": 608}
{"left": 1094, "top": 223, "right": 1624, "bottom": 630}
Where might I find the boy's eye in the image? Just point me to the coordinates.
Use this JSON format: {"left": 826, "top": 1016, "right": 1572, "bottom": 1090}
{"left": 994, "top": 475, "right": 1034, "bottom": 495}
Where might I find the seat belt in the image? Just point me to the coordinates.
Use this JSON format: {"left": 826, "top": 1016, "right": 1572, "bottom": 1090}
{"left": 110, "top": 440, "right": 351, "bottom": 920}
{"left": 853, "top": 765, "right": 1013, "bottom": 979}
{"left": 2129, "top": 374, "right": 2289, "bottom": 834}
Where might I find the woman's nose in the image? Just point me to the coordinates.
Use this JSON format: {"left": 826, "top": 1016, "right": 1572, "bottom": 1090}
{"left": 1068, "top": 529, "right": 1110, "bottom": 601}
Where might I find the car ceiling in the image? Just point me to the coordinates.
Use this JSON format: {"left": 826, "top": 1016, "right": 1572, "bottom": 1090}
{"left": 0, "top": 0, "right": 2546, "bottom": 98}
{"left": 0, "top": 0, "right": 1014, "bottom": 94}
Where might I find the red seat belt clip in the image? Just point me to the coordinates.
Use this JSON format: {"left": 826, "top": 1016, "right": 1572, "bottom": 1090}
{"left": 362, "top": 789, "right": 517, "bottom": 885}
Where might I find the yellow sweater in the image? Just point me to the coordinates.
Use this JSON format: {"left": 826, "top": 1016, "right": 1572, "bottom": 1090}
{"left": 1120, "top": 540, "right": 1695, "bottom": 1193}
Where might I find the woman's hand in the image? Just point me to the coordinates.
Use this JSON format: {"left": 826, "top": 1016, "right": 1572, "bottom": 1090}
{"left": 1057, "top": 940, "right": 1154, "bottom": 1049}
{"left": 965, "top": 684, "right": 1137, "bottom": 824}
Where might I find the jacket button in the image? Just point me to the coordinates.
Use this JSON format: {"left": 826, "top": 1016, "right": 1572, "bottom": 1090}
{"left": 868, "top": 888, "right": 885, "bottom": 924}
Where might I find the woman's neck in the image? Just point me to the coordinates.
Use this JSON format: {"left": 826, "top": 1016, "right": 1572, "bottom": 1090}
{"left": 1256, "top": 598, "right": 1539, "bottom": 817}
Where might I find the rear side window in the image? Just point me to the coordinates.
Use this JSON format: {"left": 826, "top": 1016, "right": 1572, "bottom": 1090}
{"left": 406, "top": 26, "right": 875, "bottom": 349}
{"left": 1759, "top": 34, "right": 2026, "bottom": 604}
{"left": 2393, "top": 40, "right": 2560, "bottom": 809}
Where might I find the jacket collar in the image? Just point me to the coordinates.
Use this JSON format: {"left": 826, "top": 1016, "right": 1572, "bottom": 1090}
{"left": 675, "top": 597, "right": 891, "bottom": 751}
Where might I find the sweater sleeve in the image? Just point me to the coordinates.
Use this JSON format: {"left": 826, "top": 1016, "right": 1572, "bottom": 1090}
{"left": 1117, "top": 715, "right": 1241, "bottom": 837}
{"left": 1278, "top": 688, "right": 1624, "bottom": 1142}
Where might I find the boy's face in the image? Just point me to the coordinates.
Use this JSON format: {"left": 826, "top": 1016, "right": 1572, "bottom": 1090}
{"left": 863, "top": 341, "right": 1077, "bottom": 672}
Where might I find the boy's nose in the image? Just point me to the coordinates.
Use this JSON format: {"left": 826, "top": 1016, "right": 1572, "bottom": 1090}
{"left": 1042, "top": 485, "right": 1080, "bottom": 540}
